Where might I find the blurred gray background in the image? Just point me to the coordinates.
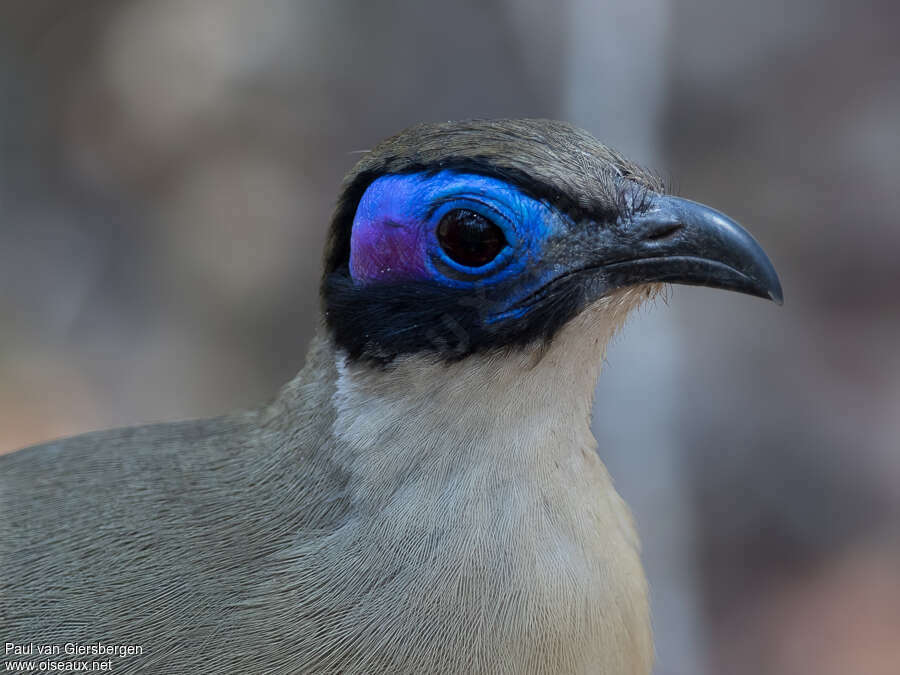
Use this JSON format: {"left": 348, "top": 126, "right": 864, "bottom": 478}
{"left": 2, "top": 1, "right": 899, "bottom": 673}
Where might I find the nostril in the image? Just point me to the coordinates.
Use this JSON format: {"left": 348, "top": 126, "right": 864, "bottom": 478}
{"left": 645, "top": 223, "right": 682, "bottom": 241}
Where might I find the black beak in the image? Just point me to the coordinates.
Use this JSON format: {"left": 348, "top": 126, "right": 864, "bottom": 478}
{"left": 596, "top": 194, "right": 783, "bottom": 304}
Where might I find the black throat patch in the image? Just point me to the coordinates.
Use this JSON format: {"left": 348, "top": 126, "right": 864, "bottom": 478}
{"left": 323, "top": 266, "right": 596, "bottom": 364}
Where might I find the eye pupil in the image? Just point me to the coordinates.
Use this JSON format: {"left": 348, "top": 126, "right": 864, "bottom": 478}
{"left": 436, "top": 209, "right": 507, "bottom": 267}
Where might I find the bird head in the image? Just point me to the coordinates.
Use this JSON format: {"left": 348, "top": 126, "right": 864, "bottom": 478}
{"left": 322, "top": 119, "right": 782, "bottom": 365}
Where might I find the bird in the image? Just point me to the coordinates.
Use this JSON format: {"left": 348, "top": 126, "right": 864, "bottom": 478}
{"left": 0, "top": 119, "right": 782, "bottom": 674}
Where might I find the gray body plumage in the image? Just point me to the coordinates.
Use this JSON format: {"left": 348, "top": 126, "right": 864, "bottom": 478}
{"left": 2, "top": 318, "right": 651, "bottom": 673}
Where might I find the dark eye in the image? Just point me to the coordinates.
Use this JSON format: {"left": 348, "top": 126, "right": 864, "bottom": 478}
{"left": 436, "top": 209, "right": 507, "bottom": 267}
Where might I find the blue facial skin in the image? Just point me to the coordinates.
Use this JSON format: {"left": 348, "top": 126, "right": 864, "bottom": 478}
{"left": 349, "top": 171, "right": 572, "bottom": 321}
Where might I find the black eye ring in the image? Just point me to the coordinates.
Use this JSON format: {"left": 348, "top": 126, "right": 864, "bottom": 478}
{"left": 436, "top": 208, "right": 508, "bottom": 268}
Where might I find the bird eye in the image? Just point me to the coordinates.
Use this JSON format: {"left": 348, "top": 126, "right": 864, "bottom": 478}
{"left": 436, "top": 208, "right": 507, "bottom": 267}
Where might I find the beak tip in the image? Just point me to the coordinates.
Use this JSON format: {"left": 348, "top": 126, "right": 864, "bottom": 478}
{"left": 768, "top": 287, "right": 784, "bottom": 306}
{"left": 759, "top": 263, "right": 784, "bottom": 306}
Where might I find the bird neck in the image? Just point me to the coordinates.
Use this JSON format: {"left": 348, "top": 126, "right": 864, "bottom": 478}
{"left": 321, "top": 291, "right": 644, "bottom": 509}
{"left": 258, "top": 291, "right": 654, "bottom": 674}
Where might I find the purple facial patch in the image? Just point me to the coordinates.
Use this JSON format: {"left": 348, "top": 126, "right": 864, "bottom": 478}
{"left": 349, "top": 175, "right": 431, "bottom": 284}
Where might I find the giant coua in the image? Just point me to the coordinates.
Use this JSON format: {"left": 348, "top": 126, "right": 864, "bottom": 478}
{"left": 0, "top": 119, "right": 782, "bottom": 674}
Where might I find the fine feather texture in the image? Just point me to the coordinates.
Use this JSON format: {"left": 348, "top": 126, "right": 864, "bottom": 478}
{"left": 1, "top": 291, "right": 654, "bottom": 674}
